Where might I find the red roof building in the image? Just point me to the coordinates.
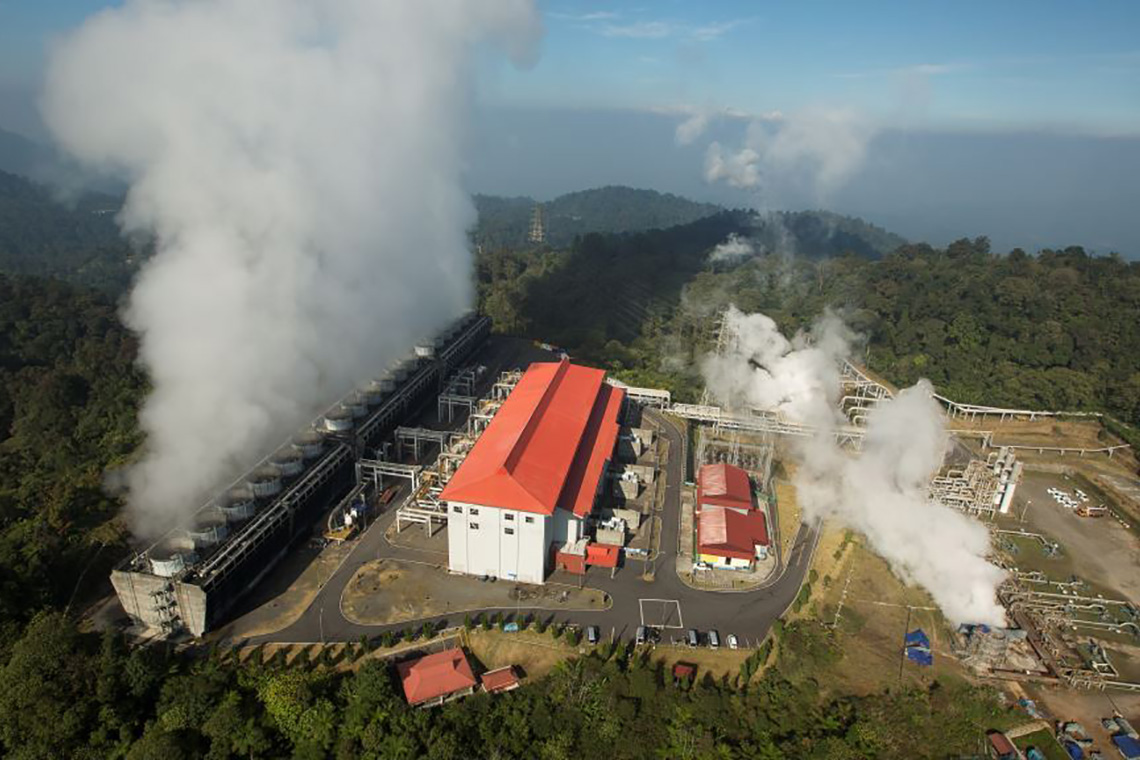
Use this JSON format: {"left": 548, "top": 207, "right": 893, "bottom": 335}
{"left": 396, "top": 648, "right": 478, "bottom": 707}
{"left": 480, "top": 665, "right": 521, "bottom": 694}
{"left": 695, "top": 463, "right": 769, "bottom": 567}
{"left": 441, "top": 358, "right": 624, "bottom": 518}
{"left": 444, "top": 359, "right": 626, "bottom": 585}
{"left": 697, "top": 463, "right": 753, "bottom": 510}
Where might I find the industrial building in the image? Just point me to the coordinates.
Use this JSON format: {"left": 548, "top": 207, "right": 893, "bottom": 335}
{"left": 695, "top": 463, "right": 770, "bottom": 570}
{"left": 441, "top": 358, "right": 626, "bottom": 584}
{"left": 111, "top": 312, "right": 490, "bottom": 637}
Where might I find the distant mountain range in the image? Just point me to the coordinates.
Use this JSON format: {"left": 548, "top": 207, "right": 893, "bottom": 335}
{"left": 474, "top": 185, "right": 906, "bottom": 260}
{"left": 474, "top": 186, "right": 723, "bottom": 249}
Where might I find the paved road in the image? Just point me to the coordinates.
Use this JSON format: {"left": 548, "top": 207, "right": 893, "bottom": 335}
{"left": 237, "top": 353, "right": 820, "bottom": 647}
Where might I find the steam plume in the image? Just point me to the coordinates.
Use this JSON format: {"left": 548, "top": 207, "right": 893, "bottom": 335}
{"left": 704, "top": 307, "right": 1006, "bottom": 626}
{"left": 708, "top": 233, "right": 755, "bottom": 262}
{"left": 42, "top": 0, "right": 541, "bottom": 538}
{"left": 703, "top": 109, "right": 874, "bottom": 199}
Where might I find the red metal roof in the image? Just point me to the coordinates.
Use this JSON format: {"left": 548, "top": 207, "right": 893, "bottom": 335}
{"left": 396, "top": 648, "right": 477, "bottom": 706}
{"left": 480, "top": 666, "right": 520, "bottom": 693}
{"left": 586, "top": 542, "right": 620, "bottom": 568}
{"left": 697, "top": 463, "right": 752, "bottom": 510}
{"left": 697, "top": 505, "right": 769, "bottom": 560}
{"left": 440, "top": 359, "right": 623, "bottom": 517}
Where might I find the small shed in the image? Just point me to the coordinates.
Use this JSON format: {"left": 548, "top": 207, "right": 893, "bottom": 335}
{"left": 481, "top": 666, "right": 520, "bottom": 695}
{"left": 672, "top": 662, "right": 696, "bottom": 683}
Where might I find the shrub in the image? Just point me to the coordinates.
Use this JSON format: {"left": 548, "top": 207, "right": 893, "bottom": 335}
{"left": 481, "top": 614, "right": 492, "bottom": 631}
{"left": 464, "top": 613, "right": 473, "bottom": 631}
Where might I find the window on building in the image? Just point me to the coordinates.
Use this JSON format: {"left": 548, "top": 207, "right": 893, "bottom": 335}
{"left": 470, "top": 522, "right": 479, "bottom": 530}
{"left": 469, "top": 508, "right": 479, "bottom": 516}
{"left": 504, "top": 513, "right": 515, "bottom": 521}
{"left": 524, "top": 516, "right": 535, "bottom": 524}
{"left": 452, "top": 505, "right": 462, "bottom": 513}
{"left": 504, "top": 527, "right": 514, "bottom": 535}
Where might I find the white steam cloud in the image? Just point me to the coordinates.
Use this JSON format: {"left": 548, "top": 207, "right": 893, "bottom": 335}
{"left": 703, "top": 109, "right": 874, "bottom": 199}
{"left": 708, "top": 233, "right": 755, "bottom": 262}
{"left": 703, "top": 307, "right": 1006, "bottom": 626}
{"left": 42, "top": 0, "right": 541, "bottom": 538}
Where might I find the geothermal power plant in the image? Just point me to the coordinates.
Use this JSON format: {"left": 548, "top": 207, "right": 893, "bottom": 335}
{"left": 111, "top": 313, "right": 490, "bottom": 637}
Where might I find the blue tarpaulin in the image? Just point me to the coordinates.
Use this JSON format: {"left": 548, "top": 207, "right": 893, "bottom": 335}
{"left": 905, "top": 648, "right": 933, "bottom": 666}
{"left": 1114, "top": 734, "right": 1140, "bottom": 760}
{"left": 1062, "top": 740, "right": 1083, "bottom": 760}
{"left": 904, "top": 629, "right": 931, "bottom": 649}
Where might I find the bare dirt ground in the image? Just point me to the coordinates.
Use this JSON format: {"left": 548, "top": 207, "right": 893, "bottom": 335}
{"left": 217, "top": 540, "right": 354, "bottom": 640}
{"left": 341, "top": 558, "right": 608, "bottom": 625}
{"left": 1020, "top": 682, "right": 1140, "bottom": 756}
{"left": 948, "top": 418, "right": 1126, "bottom": 452}
{"left": 812, "top": 539, "right": 965, "bottom": 696}
{"left": 1000, "top": 468, "right": 1140, "bottom": 602}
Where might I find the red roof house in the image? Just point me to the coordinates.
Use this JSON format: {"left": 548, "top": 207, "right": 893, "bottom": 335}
{"left": 396, "top": 648, "right": 478, "bottom": 707}
{"left": 697, "top": 463, "right": 752, "bottom": 510}
{"left": 586, "top": 542, "right": 620, "bottom": 568}
{"left": 440, "top": 358, "right": 624, "bottom": 519}
{"left": 480, "top": 665, "right": 521, "bottom": 694}
{"left": 695, "top": 463, "right": 768, "bottom": 566}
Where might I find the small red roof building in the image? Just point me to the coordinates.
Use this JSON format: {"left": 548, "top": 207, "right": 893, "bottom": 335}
{"left": 697, "top": 463, "right": 752, "bottom": 510}
{"left": 697, "top": 506, "right": 769, "bottom": 560}
{"left": 396, "top": 648, "right": 478, "bottom": 707}
{"left": 586, "top": 542, "right": 620, "bottom": 568}
{"left": 440, "top": 358, "right": 624, "bottom": 519}
{"left": 695, "top": 463, "right": 768, "bottom": 562}
{"left": 480, "top": 665, "right": 520, "bottom": 694}
{"left": 673, "top": 662, "right": 697, "bottom": 681}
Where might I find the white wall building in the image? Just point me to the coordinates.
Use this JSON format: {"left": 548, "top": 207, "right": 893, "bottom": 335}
{"left": 441, "top": 359, "right": 624, "bottom": 585}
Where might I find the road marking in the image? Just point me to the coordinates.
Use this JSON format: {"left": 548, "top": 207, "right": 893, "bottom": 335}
{"left": 639, "top": 598, "right": 684, "bottom": 629}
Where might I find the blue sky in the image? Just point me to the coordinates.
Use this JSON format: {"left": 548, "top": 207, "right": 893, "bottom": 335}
{"left": 3, "top": 0, "right": 1138, "bottom": 135}
{"left": 505, "top": 1, "right": 1140, "bottom": 135}
{"left": 1, "top": 1, "right": 1138, "bottom": 254}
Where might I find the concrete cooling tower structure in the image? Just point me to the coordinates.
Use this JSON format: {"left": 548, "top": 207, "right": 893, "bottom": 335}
{"left": 111, "top": 312, "right": 490, "bottom": 637}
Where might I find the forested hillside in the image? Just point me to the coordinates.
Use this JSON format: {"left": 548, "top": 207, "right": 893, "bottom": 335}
{"left": 0, "top": 610, "right": 1014, "bottom": 759}
{"left": 473, "top": 186, "right": 723, "bottom": 249}
{"left": 0, "top": 274, "right": 143, "bottom": 644}
{"left": 0, "top": 170, "right": 138, "bottom": 292}
{"left": 478, "top": 227, "right": 1140, "bottom": 430}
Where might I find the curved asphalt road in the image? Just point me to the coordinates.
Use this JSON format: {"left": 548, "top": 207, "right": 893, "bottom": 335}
{"left": 239, "top": 406, "right": 820, "bottom": 647}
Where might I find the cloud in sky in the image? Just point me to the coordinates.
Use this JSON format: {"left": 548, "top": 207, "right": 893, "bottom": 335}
{"left": 836, "top": 61, "right": 973, "bottom": 80}
{"left": 549, "top": 10, "right": 753, "bottom": 43}
{"left": 547, "top": 11, "right": 619, "bottom": 23}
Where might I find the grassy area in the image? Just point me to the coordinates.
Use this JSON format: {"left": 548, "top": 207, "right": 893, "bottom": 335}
{"left": 1012, "top": 728, "right": 1070, "bottom": 760}
{"left": 466, "top": 628, "right": 577, "bottom": 680}
{"left": 772, "top": 477, "right": 801, "bottom": 561}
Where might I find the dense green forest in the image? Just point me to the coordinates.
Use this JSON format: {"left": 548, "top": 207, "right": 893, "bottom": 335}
{"left": 0, "top": 273, "right": 143, "bottom": 644}
{"left": 477, "top": 223, "right": 1140, "bottom": 430}
{"left": 1, "top": 610, "right": 1013, "bottom": 759}
{"left": 0, "top": 170, "right": 139, "bottom": 291}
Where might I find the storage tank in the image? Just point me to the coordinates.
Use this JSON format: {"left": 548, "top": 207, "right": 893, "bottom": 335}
{"left": 414, "top": 343, "right": 435, "bottom": 358}
{"left": 344, "top": 393, "right": 368, "bottom": 418}
{"left": 292, "top": 429, "right": 325, "bottom": 459}
{"left": 149, "top": 538, "right": 198, "bottom": 578}
{"left": 187, "top": 512, "right": 229, "bottom": 548}
{"left": 248, "top": 465, "right": 283, "bottom": 499}
{"left": 218, "top": 487, "right": 256, "bottom": 522}
{"left": 323, "top": 406, "right": 355, "bottom": 432}
{"left": 361, "top": 380, "right": 386, "bottom": 406}
{"left": 270, "top": 447, "right": 305, "bottom": 478}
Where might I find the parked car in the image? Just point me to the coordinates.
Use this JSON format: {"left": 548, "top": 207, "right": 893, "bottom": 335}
{"left": 687, "top": 629, "right": 700, "bottom": 648}
{"left": 708, "top": 630, "right": 720, "bottom": 649}
{"left": 727, "top": 634, "right": 739, "bottom": 650}
{"left": 635, "top": 626, "right": 647, "bottom": 645}
{"left": 586, "top": 625, "right": 600, "bottom": 645}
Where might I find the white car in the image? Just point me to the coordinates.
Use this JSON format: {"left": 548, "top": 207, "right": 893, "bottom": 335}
{"left": 727, "top": 634, "right": 739, "bottom": 650}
